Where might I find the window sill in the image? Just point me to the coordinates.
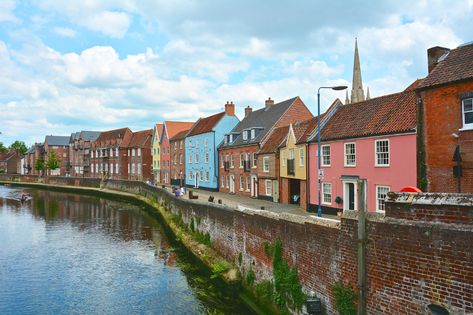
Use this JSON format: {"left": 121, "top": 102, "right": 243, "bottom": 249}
{"left": 459, "top": 126, "right": 473, "bottom": 132}
{"left": 344, "top": 165, "right": 356, "bottom": 168}
{"left": 375, "top": 164, "right": 390, "bottom": 168}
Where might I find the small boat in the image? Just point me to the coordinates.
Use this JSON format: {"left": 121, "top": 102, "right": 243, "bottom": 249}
{"left": 20, "top": 195, "right": 32, "bottom": 202}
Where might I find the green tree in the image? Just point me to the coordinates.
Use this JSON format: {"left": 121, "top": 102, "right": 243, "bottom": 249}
{"left": 0, "top": 142, "right": 7, "bottom": 154}
{"left": 45, "top": 151, "right": 61, "bottom": 172}
{"left": 35, "top": 157, "right": 45, "bottom": 175}
{"left": 9, "top": 141, "right": 28, "bottom": 155}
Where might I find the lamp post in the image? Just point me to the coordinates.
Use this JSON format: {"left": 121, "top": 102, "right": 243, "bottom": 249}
{"left": 317, "top": 85, "right": 347, "bottom": 217}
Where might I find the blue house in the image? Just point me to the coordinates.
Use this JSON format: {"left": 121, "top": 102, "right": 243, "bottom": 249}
{"left": 185, "top": 102, "right": 240, "bottom": 190}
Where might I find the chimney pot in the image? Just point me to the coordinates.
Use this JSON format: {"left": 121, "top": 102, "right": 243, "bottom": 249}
{"left": 265, "top": 97, "right": 274, "bottom": 109}
{"left": 427, "top": 46, "right": 450, "bottom": 73}
{"left": 225, "top": 101, "right": 235, "bottom": 116}
{"left": 245, "top": 106, "right": 253, "bottom": 117}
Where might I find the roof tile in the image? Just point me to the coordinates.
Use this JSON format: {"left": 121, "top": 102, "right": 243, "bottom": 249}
{"left": 187, "top": 112, "right": 225, "bottom": 137}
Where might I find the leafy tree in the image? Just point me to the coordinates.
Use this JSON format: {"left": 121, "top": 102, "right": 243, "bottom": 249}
{"left": 35, "top": 157, "right": 45, "bottom": 174}
{"left": 9, "top": 141, "right": 28, "bottom": 155}
{"left": 45, "top": 151, "right": 61, "bottom": 171}
{"left": 0, "top": 142, "right": 7, "bottom": 154}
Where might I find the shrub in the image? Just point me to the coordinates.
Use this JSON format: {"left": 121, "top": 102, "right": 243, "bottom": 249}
{"left": 332, "top": 281, "right": 357, "bottom": 315}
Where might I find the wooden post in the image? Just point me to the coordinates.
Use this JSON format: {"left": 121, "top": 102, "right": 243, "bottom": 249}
{"left": 357, "top": 179, "right": 367, "bottom": 315}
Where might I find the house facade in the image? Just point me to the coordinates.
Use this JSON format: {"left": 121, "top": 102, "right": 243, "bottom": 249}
{"left": 185, "top": 102, "right": 239, "bottom": 190}
{"left": 0, "top": 150, "right": 22, "bottom": 174}
{"left": 219, "top": 97, "right": 313, "bottom": 198}
{"left": 44, "top": 135, "right": 70, "bottom": 176}
{"left": 127, "top": 129, "right": 153, "bottom": 181}
{"left": 151, "top": 123, "right": 163, "bottom": 183}
{"left": 416, "top": 43, "right": 473, "bottom": 193}
{"left": 69, "top": 131, "right": 101, "bottom": 177}
{"left": 90, "top": 127, "right": 133, "bottom": 180}
{"left": 170, "top": 129, "right": 190, "bottom": 186}
{"left": 160, "top": 121, "right": 194, "bottom": 185}
{"left": 25, "top": 143, "right": 44, "bottom": 175}
{"left": 308, "top": 83, "right": 419, "bottom": 213}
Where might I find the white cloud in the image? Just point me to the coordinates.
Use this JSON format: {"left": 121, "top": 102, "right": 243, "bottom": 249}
{"left": 53, "top": 27, "right": 76, "bottom": 38}
{"left": 0, "top": 0, "right": 20, "bottom": 23}
{"left": 83, "top": 11, "right": 131, "bottom": 38}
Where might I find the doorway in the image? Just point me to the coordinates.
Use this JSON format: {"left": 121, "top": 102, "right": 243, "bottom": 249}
{"left": 195, "top": 172, "right": 200, "bottom": 188}
{"left": 251, "top": 174, "right": 258, "bottom": 197}
{"left": 343, "top": 181, "right": 357, "bottom": 210}
{"left": 289, "top": 179, "right": 300, "bottom": 204}
{"left": 230, "top": 175, "right": 235, "bottom": 193}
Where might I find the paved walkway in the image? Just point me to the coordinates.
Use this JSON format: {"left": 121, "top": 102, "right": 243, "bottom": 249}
{"left": 162, "top": 185, "right": 340, "bottom": 220}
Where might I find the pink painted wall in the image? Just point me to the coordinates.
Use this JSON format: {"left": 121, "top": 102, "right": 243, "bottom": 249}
{"left": 308, "top": 133, "right": 417, "bottom": 212}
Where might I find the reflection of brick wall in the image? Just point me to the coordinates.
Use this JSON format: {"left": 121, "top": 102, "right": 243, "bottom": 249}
{"left": 419, "top": 80, "right": 473, "bottom": 193}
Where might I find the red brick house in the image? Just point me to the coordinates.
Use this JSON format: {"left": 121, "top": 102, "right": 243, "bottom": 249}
{"left": 416, "top": 42, "right": 473, "bottom": 193}
{"left": 0, "top": 150, "right": 22, "bottom": 174}
{"left": 25, "top": 143, "right": 45, "bottom": 175}
{"left": 169, "top": 128, "right": 191, "bottom": 186}
{"left": 160, "top": 121, "right": 194, "bottom": 185}
{"left": 218, "top": 97, "right": 313, "bottom": 197}
{"left": 127, "top": 129, "right": 153, "bottom": 181}
{"left": 44, "top": 135, "right": 70, "bottom": 176}
{"left": 90, "top": 128, "right": 133, "bottom": 179}
{"left": 69, "top": 131, "right": 101, "bottom": 177}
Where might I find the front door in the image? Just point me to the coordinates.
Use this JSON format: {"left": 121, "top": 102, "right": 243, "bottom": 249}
{"left": 273, "top": 180, "right": 279, "bottom": 202}
{"left": 195, "top": 172, "right": 200, "bottom": 188}
{"left": 343, "top": 181, "right": 357, "bottom": 210}
{"left": 230, "top": 175, "right": 235, "bottom": 193}
{"left": 251, "top": 174, "right": 258, "bottom": 197}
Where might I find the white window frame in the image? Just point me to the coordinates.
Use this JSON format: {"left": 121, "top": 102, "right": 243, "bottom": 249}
{"left": 246, "top": 176, "right": 250, "bottom": 191}
{"left": 195, "top": 153, "right": 199, "bottom": 163}
{"left": 220, "top": 155, "right": 224, "bottom": 168}
{"left": 115, "top": 163, "right": 119, "bottom": 174}
{"left": 138, "top": 148, "right": 141, "bottom": 157}
{"left": 242, "top": 131, "right": 248, "bottom": 141}
{"left": 110, "top": 163, "right": 114, "bottom": 174}
{"left": 138, "top": 163, "right": 142, "bottom": 175}
{"left": 344, "top": 142, "right": 356, "bottom": 167}
{"left": 263, "top": 156, "right": 270, "bottom": 172}
{"left": 299, "top": 147, "right": 304, "bottom": 167}
{"left": 375, "top": 139, "right": 390, "bottom": 167}
{"left": 322, "top": 182, "right": 332, "bottom": 205}
{"left": 132, "top": 149, "right": 135, "bottom": 157}
{"left": 205, "top": 152, "right": 209, "bottom": 164}
{"left": 239, "top": 176, "right": 244, "bottom": 191}
{"left": 462, "top": 97, "right": 473, "bottom": 130}
{"left": 265, "top": 179, "right": 272, "bottom": 196}
{"left": 252, "top": 153, "right": 257, "bottom": 168}
{"left": 230, "top": 155, "right": 234, "bottom": 168}
{"left": 321, "top": 145, "right": 331, "bottom": 167}
{"left": 376, "top": 185, "right": 390, "bottom": 212}
{"left": 239, "top": 154, "right": 244, "bottom": 168}
{"left": 115, "top": 148, "right": 118, "bottom": 157}
{"left": 221, "top": 175, "right": 225, "bottom": 187}
{"left": 204, "top": 138, "right": 208, "bottom": 147}
{"left": 189, "top": 154, "right": 192, "bottom": 163}
{"left": 205, "top": 171, "right": 209, "bottom": 181}
{"left": 250, "top": 129, "right": 256, "bottom": 139}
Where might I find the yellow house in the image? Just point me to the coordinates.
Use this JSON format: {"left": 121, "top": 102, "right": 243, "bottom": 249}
{"left": 152, "top": 123, "right": 163, "bottom": 183}
{"left": 279, "top": 119, "right": 316, "bottom": 210}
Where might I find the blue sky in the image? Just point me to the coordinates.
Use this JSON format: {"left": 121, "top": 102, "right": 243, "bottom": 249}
{"left": 0, "top": 0, "right": 472, "bottom": 146}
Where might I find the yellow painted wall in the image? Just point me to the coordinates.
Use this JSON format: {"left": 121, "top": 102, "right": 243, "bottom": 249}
{"left": 152, "top": 127, "right": 161, "bottom": 181}
{"left": 279, "top": 128, "right": 307, "bottom": 180}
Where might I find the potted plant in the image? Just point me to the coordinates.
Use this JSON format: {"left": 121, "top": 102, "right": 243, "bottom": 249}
{"left": 335, "top": 196, "right": 343, "bottom": 217}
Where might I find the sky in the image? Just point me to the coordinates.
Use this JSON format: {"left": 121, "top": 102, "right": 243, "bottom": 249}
{"left": 0, "top": 0, "right": 472, "bottom": 146}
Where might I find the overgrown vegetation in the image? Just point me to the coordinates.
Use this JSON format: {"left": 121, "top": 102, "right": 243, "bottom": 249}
{"left": 211, "top": 261, "right": 231, "bottom": 279}
{"left": 238, "top": 252, "right": 243, "bottom": 266}
{"left": 332, "top": 281, "right": 357, "bottom": 315}
{"left": 245, "top": 268, "right": 255, "bottom": 287}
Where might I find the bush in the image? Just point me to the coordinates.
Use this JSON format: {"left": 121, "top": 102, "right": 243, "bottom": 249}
{"left": 332, "top": 281, "right": 357, "bottom": 315}
{"left": 246, "top": 268, "right": 255, "bottom": 287}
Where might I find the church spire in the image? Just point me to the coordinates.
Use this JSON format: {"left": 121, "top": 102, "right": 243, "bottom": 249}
{"left": 350, "top": 38, "right": 365, "bottom": 103}
{"left": 345, "top": 90, "right": 350, "bottom": 104}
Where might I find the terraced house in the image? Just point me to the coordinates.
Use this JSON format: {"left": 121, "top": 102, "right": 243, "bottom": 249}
{"left": 127, "top": 129, "right": 153, "bottom": 181}
{"left": 151, "top": 123, "right": 163, "bottom": 183}
{"left": 69, "top": 131, "right": 101, "bottom": 177}
{"left": 44, "top": 135, "right": 71, "bottom": 176}
{"left": 169, "top": 128, "right": 191, "bottom": 186}
{"left": 185, "top": 102, "right": 239, "bottom": 190}
{"left": 308, "top": 81, "right": 420, "bottom": 213}
{"left": 219, "top": 97, "right": 312, "bottom": 198}
{"left": 160, "top": 121, "right": 194, "bottom": 185}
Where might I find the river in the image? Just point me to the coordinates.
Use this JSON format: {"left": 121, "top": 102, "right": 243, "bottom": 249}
{"left": 0, "top": 185, "right": 255, "bottom": 315}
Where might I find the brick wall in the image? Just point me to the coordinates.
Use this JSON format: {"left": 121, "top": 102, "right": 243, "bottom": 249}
{"left": 2, "top": 175, "right": 472, "bottom": 314}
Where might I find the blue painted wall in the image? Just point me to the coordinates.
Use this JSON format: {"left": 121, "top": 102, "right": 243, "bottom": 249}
{"left": 185, "top": 114, "right": 239, "bottom": 190}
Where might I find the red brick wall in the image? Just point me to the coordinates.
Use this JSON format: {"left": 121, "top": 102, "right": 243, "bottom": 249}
{"left": 420, "top": 80, "right": 473, "bottom": 193}
{"left": 280, "top": 177, "right": 289, "bottom": 204}
{"left": 170, "top": 138, "right": 186, "bottom": 185}
{"left": 218, "top": 145, "right": 258, "bottom": 196}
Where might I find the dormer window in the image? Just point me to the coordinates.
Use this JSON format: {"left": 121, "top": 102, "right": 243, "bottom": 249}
{"left": 242, "top": 130, "right": 248, "bottom": 141}
{"left": 224, "top": 136, "right": 228, "bottom": 144}
{"left": 250, "top": 129, "right": 256, "bottom": 139}
{"left": 229, "top": 134, "right": 233, "bottom": 143}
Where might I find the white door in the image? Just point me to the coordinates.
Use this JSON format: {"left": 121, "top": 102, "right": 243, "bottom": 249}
{"left": 343, "top": 181, "right": 357, "bottom": 211}
{"left": 273, "top": 180, "right": 279, "bottom": 202}
{"left": 195, "top": 172, "right": 199, "bottom": 188}
{"left": 251, "top": 175, "right": 258, "bottom": 197}
{"left": 230, "top": 175, "right": 235, "bottom": 193}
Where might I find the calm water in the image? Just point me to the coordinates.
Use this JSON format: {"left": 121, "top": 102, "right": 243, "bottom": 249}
{"left": 0, "top": 185, "right": 254, "bottom": 315}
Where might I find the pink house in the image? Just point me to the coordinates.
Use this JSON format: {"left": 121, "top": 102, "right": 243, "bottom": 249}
{"left": 308, "top": 81, "right": 420, "bottom": 213}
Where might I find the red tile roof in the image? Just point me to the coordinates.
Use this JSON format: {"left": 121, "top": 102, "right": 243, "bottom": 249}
{"left": 258, "top": 125, "right": 289, "bottom": 154}
{"left": 128, "top": 129, "right": 153, "bottom": 148}
{"left": 187, "top": 112, "right": 225, "bottom": 137}
{"left": 170, "top": 129, "right": 190, "bottom": 141}
{"left": 417, "top": 43, "right": 473, "bottom": 89}
{"left": 93, "top": 127, "right": 133, "bottom": 147}
{"left": 319, "top": 81, "right": 420, "bottom": 141}
{"left": 164, "top": 121, "right": 195, "bottom": 139}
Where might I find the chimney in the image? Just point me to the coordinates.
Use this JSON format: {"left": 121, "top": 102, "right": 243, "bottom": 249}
{"left": 225, "top": 101, "right": 235, "bottom": 116}
{"left": 427, "top": 46, "right": 450, "bottom": 73}
{"left": 245, "top": 106, "right": 253, "bottom": 117}
{"left": 265, "top": 97, "right": 274, "bottom": 109}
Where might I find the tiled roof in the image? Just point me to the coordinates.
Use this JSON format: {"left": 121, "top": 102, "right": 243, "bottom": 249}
{"left": 95, "top": 127, "right": 131, "bottom": 142}
{"left": 45, "top": 135, "right": 70, "bottom": 146}
{"left": 220, "top": 97, "right": 298, "bottom": 149}
{"left": 128, "top": 129, "right": 153, "bottom": 148}
{"left": 164, "top": 121, "right": 194, "bottom": 139}
{"left": 0, "top": 150, "right": 20, "bottom": 161}
{"left": 80, "top": 131, "right": 101, "bottom": 142}
{"left": 294, "top": 116, "right": 320, "bottom": 144}
{"left": 187, "top": 112, "right": 225, "bottom": 137}
{"left": 319, "top": 81, "right": 419, "bottom": 141}
{"left": 170, "top": 129, "right": 190, "bottom": 141}
{"left": 417, "top": 43, "right": 473, "bottom": 90}
{"left": 258, "top": 125, "right": 289, "bottom": 154}
{"left": 153, "top": 123, "right": 163, "bottom": 143}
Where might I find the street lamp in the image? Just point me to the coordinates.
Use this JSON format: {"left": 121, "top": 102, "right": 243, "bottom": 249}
{"left": 317, "top": 85, "right": 347, "bottom": 217}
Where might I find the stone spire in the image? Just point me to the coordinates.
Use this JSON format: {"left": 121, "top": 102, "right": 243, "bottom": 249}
{"left": 345, "top": 90, "right": 350, "bottom": 104}
{"left": 350, "top": 38, "right": 365, "bottom": 103}
{"left": 366, "top": 87, "right": 370, "bottom": 100}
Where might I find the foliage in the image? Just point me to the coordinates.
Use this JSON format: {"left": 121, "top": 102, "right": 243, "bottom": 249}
{"left": 255, "top": 280, "right": 274, "bottom": 302}
{"left": 196, "top": 216, "right": 201, "bottom": 226}
{"left": 332, "top": 281, "right": 357, "bottom": 315}
{"left": 245, "top": 268, "right": 256, "bottom": 287}
{"left": 238, "top": 252, "right": 243, "bottom": 266}
{"left": 45, "top": 151, "right": 61, "bottom": 170}
{"left": 9, "top": 141, "right": 28, "bottom": 155}
{"left": 263, "top": 241, "right": 273, "bottom": 258}
{"left": 211, "top": 261, "right": 230, "bottom": 279}
{"left": 35, "top": 157, "right": 45, "bottom": 172}
{"left": 0, "top": 142, "right": 8, "bottom": 154}
{"left": 193, "top": 230, "right": 211, "bottom": 246}
{"left": 190, "top": 217, "right": 195, "bottom": 232}
{"left": 335, "top": 196, "right": 343, "bottom": 204}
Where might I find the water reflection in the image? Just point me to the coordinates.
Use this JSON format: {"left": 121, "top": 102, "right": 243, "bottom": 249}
{"left": 0, "top": 185, "right": 254, "bottom": 315}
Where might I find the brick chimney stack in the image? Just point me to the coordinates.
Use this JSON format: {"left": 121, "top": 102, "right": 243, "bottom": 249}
{"left": 244, "top": 106, "right": 253, "bottom": 117}
{"left": 427, "top": 46, "right": 450, "bottom": 73}
{"left": 265, "top": 97, "right": 274, "bottom": 109}
{"left": 225, "top": 101, "right": 235, "bottom": 116}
